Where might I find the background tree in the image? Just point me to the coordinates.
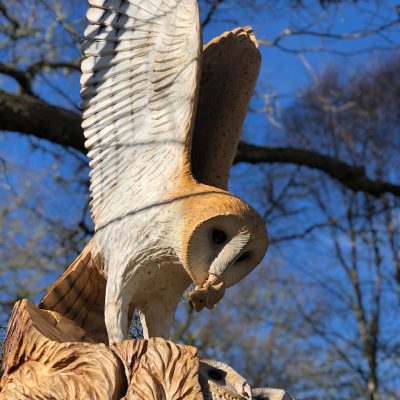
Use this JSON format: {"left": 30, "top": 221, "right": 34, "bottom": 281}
{"left": 1, "top": 1, "right": 400, "bottom": 398}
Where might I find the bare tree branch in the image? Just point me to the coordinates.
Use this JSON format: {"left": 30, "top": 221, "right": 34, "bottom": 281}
{"left": 27, "top": 61, "right": 81, "bottom": 76}
{"left": 0, "top": 64, "right": 33, "bottom": 95}
{"left": 236, "top": 142, "right": 400, "bottom": 197}
{"left": 260, "top": 18, "right": 400, "bottom": 47}
{"left": 1, "top": 89, "right": 399, "bottom": 198}
{"left": 0, "top": 89, "right": 84, "bottom": 151}
{"left": 202, "top": 0, "right": 224, "bottom": 27}
{"left": 0, "top": 1, "right": 20, "bottom": 30}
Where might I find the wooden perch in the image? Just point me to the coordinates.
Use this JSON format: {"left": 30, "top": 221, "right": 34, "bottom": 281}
{"left": 0, "top": 300, "right": 202, "bottom": 400}
{"left": 0, "top": 300, "right": 296, "bottom": 399}
{"left": 0, "top": 300, "right": 125, "bottom": 400}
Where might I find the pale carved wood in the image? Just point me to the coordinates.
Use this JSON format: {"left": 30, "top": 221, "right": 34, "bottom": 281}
{"left": 191, "top": 26, "right": 262, "bottom": 190}
{"left": 39, "top": 240, "right": 110, "bottom": 344}
{"left": 0, "top": 300, "right": 125, "bottom": 400}
{"left": 0, "top": 300, "right": 297, "bottom": 399}
{"left": 113, "top": 339, "right": 203, "bottom": 400}
{"left": 77, "top": 0, "right": 268, "bottom": 343}
{"left": 0, "top": 300, "right": 204, "bottom": 400}
{"left": 37, "top": 23, "right": 265, "bottom": 341}
{"left": 199, "top": 359, "right": 252, "bottom": 399}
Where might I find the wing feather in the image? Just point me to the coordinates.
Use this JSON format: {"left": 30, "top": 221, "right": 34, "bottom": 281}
{"left": 81, "top": 0, "right": 201, "bottom": 228}
{"left": 191, "top": 27, "right": 261, "bottom": 190}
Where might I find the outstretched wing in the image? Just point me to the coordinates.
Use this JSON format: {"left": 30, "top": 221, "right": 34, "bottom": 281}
{"left": 191, "top": 27, "right": 261, "bottom": 190}
{"left": 81, "top": 0, "right": 201, "bottom": 229}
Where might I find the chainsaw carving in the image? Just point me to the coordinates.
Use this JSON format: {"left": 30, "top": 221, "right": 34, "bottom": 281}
{"left": 40, "top": 23, "right": 266, "bottom": 345}
{"left": 198, "top": 360, "right": 296, "bottom": 400}
{"left": 0, "top": 2, "right": 300, "bottom": 399}
{"left": 41, "top": 0, "right": 269, "bottom": 344}
{"left": 40, "top": 240, "right": 109, "bottom": 342}
{"left": 0, "top": 301, "right": 296, "bottom": 400}
{"left": 0, "top": 300, "right": 125, "bottom": 400}
{"left": 112, "top": 339, "right": 203, "bottom": 400}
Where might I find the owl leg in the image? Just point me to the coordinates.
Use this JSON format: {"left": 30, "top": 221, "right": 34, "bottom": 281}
{"left": 104, "top": 279, "right": 132, "bottom": 344}
{"left": 139, "top": 295, "right": 178, "bottom": 339}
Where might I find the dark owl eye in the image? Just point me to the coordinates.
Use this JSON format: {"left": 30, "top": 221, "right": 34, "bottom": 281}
{"left": 236, "top": 252, "right": 250, "bottom": 263}
{"left": 208, "top": 367, "right": 224, "bottom": 381}
{"left": 212, "top": 229, "right": 227, "bottom": 244}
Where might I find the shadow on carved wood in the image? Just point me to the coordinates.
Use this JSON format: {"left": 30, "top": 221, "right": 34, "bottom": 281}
{"left": 0, "top": 300, "right": 296, "bottom": 399}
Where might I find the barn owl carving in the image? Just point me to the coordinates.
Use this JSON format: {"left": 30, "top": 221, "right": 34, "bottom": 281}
{"left": 43, "top": 0, "right": 268, "bottom": 344}
{"left": 199, "top": 360, "right": 296, "bottom": 400}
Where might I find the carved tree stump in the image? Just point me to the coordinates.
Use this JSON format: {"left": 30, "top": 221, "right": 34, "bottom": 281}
{"left": 0, "top": 300, "right": 125, "bottom": 400}
{"left": 0, "top": 300, "right": 203, "bottom": 400}
{"left": 0, "top": 300, "right": 296, "bottom": 399}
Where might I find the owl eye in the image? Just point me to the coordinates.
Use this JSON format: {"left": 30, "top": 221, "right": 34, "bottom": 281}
{"left": 212, "top": 229, "right": 227, "bottom": 244}
{"left": 236, "top": 252, "right": 250, "bottom": 263}
{"left": 208, "top": 367, "right": 225, "bottom": 381}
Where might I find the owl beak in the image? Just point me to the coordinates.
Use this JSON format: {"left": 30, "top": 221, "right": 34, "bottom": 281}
{"left": 189, "top": 230, "right": 250, "bottom": 311}
{"left": 242, "top": 382, "right": 252, "bottom": 399}
{"left": 189, "top": 273, "right": 226, "bottom": 312}
{"left": 209, "top": 229, "right": 250, "bottom": 277}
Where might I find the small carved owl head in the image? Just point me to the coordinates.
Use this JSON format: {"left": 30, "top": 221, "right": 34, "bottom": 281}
{"left": 199, "top": 359, "right": 252, "bottom": 399}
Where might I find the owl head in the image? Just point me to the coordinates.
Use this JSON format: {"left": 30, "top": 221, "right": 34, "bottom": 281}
{"left": 199, "top": 359, "right": 252, "bottom": 399}
{"left": 177, "top": 187, "right": 268, "bottom": 306}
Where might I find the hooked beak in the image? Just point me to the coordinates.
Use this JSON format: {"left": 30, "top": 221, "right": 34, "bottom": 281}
{"left": 189, "top": 229, "right": 250, "bottom": 311}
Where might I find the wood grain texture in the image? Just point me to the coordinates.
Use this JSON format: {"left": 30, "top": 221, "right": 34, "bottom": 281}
{"left": 40, "top": 0, "right": 268, "bottom": 344}
{"left": 191, "top": 26, "right": 261, "bottom": 190}
{"left": 0, "top": 300, "right": 125, "bottom": 400}
{"left": 39, "top": 240, "right": 111, "bottom": 343}
{"left": 113, "top": 338, "right": 204, "bottom": 399}
{"left": 38, "top": 21, "right": 266, "bottom": 341}
{"left": 0, "top": 301, "right": 297, "bottom": 399}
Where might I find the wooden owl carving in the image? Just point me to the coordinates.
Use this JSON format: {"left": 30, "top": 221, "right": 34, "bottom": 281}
{"left": 199, "top": 360, "right": 296, "bottom": 400}
{"left": 42, "top": 0, "right": 268, "bottom": 344}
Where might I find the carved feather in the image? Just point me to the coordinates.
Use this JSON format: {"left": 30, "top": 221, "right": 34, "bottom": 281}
{"left": 191, "top": 26, "right": 261, "bottom": 190}
{"left": 81, "top": 0, "right": 201, "bottom": 228}
{"left": 39, "top": 240, "right": 110, "bottom": 343}
{"left": 113, "top": 338, "right": 203, "bottom": 399}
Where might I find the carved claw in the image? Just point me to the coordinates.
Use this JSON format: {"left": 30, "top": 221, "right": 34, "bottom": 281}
{"left": 189, "top": 274, "right": 226, "bottom": 312}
